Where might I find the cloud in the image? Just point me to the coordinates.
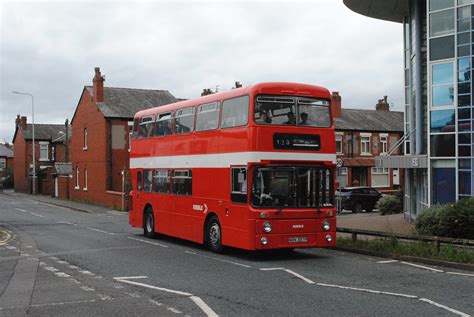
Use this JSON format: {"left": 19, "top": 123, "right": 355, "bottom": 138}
{"left": 0, "top": 1, "right": 403, "bottom": 142}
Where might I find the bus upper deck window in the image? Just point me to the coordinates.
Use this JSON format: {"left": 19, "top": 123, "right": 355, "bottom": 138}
{"left": 222, "top": 96, "right": 249, "bottom": 128}
{"left": 155, "top": 113, "right": 173, "bottom": 137}
{"left": 196, "top": 102, "right": 220, "bottom": 131}
{"left": 139, "top": 116, "right": 154, "bottom": 138}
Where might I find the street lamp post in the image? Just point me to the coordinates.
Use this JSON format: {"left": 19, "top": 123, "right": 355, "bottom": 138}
{"left": 12, "top": 91, "right": 36, "bottom": 194}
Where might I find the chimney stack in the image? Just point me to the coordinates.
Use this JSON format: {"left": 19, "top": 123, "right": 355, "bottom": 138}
{"left": 331, "top": 92, "right": 342, "bottom": 118}
{"left": 20, "top": 116, "right": 27, "bottom": 130}
{"left": 376, "top": 96, "right": 390, "bottom": 112}
{"left": 93, "top": 67, "right": 105, "bottom": 103}
{"left": 201, "top": 88, "right": 214, "bottom": 96}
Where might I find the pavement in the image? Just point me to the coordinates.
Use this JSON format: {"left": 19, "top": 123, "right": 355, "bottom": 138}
{"left": 1, "top": 189, "right": 123, "bottom": 215}
{"left": 337, "top": 211, "right": 416, "bottom": 236}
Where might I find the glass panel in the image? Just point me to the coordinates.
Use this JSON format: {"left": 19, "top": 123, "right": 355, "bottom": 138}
{"left": 459, "top": 145, "right": 472, "bottom": 156}
{"left": 251, "top": 166, "right": 334, "bottom": 208}
{"left": 458, "top": 18, "right": 470, "bottom": 32}
{"left": 154, "top": 113, "right": 172, "bottom": 137}
{"left": 430, "top": 0, "right": 454, "bottom": 11}
{"left": 459, "top": 82, "right": 471, "bottom": 93}
{"left": 431, "top": 134, "right": 456, "bottom": 156}
{"left": 459, "top": 0, "right": 474, "bottom": 5}
{"left": 459, "top": 158, "right": 471, "bottom": 169}
{"left": 430, "top": 10, "right": 455, "bottom": 37}
{"left": 459, "top": 171, "right": 471, "bottom": 194}
{"left": 458, "top": 44, "right": 470, "bottom": 57}
{"left": 459, "top": 108, "right": 471, "bottom": 119}
{"left": 458, "top": 5, "right": 471, "bottom": 19}
{"left": 432, "top": 63, "right": 453, "bottom": 85}
{"left": 432, "top": 168, "right": 455, "bottom": 204}
{"left": 431, "top": 110, "right": 455, "bottom": 132}
{"left": 143, "top": 170, "right": 153, "bottom": 193}
{"left": 174, "top": 107, "right": 195, "bottom": 134}
{"left": 432, "top": 85, "right": 454, "bottom": 106}
{"left": 430, "top": 36, "right": 455, "bottom": 61}
{"left": 459, "top": 120, "right": 472, "bottom": 131}
{"left": 153, "top": 170, "right": 170, "bottom": 194}
{"left": 221, "top": 95, "right": 249, "bottom": 128}
{"left": 458, "top": 32, "right": 470, "bottom": 45}
{"left": 196, "top": 102, "right": 220, "bottom": 131}
{"left": 172, "top": 170, "right": 192, "bottom": 195}
{"left": 458, "top": 94, "right": 471, "bottom": 107}
{"left": 459, "top": 70, "right": 471, "bottom": 81}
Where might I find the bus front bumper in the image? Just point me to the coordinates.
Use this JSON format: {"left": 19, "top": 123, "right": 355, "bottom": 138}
{"left": 254, "top": 231, "right": 336, "bottom": 250}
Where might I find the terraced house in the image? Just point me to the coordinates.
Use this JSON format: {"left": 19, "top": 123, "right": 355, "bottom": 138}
{"left": 70, "top": 68, "right": 180, "bottom": 209}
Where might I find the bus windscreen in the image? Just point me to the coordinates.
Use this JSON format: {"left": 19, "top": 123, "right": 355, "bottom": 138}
{"left": 254, "top": 95, "right": 331, "bottom": 127}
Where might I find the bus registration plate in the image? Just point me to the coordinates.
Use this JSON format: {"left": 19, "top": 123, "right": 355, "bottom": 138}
{"left": 288, "top": 237, "right": 308, "bottom": 243}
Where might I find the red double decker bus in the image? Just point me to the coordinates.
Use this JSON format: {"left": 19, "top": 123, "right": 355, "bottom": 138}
{"left": 128, "top": 82, "right": 337, "bottom": 252}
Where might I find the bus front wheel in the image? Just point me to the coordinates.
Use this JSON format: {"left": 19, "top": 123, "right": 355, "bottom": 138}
{"left": 143, "top": 207, "right": 156, "bottom": 238}
{"left": 206, "top": 216, "right": 223, "bottom": 253}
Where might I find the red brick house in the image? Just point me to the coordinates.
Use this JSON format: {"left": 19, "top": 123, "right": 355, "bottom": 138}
{"left": 70, "top": 67, "right": 179, "bottom": 210}
{"left": 0, "top": 143, "right": 14, "bottom": 186}
{"left": 12, "top": 116, "right": 71, "bottom": 196}
{"left": 332, "top": 92, "right": 404, "bottom": 192}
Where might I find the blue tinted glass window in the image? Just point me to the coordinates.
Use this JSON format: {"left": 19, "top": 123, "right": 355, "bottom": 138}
{"left": 458, "top": 32, "right": 470, "bottom": 45}
{"left": 459, "top": 171, "right": 471, "bottom": 195}
{"left": 459, "top": 108, "right": 471, "bottom": 119}
{"left": 458, "top": 6, "right": 471, "bottom": 19}
{"left": 459, "top": 82, "right": 471, "bottom": 93}
{"left": 458, "top": 44, "right": 470, "bottom": 56}
{"left": 431, "top": 110, "right": 455, "bottom": 132}
{"left": 432, "top": 85, "right": 454, "bottom": 106}
{"left": 430, "top": 0, "right": 454, "bottom": 11}
{"left": 431, "top": 134, "right": 456, "bottom": 156}
{"left": 458, "top": 18, "right": 470, "bottom": 32}
{"left": 432, "top": 168, "right": 455, "bottom": 204}
{"left": 458, "top": 57, "right": 470, "bottom": 71}
{"left": 459, "top": 120, "right": 472, "bottom": 131}
{"left": 459, "top": 159, "right": 471, "bottom": 169}
{"left": 458, "top": 70, "right": 471, "bottom": 81}
{"left": 432, "top": 63, "right": 453, "bottom": 85}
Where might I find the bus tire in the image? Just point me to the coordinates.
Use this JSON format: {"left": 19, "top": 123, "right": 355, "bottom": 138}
{"left": 143, "top": 207, "right": 156, "bottom": 238}
{"left": 206, "top": 216, "right": 223, "bottom": 253}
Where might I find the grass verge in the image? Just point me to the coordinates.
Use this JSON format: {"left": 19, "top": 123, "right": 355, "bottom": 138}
{"left": 337, "top": 237, "right": 474, "bottom": 264}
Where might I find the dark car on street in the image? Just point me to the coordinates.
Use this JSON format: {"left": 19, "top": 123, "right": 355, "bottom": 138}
{"left": 336, "top": 187, "right": 382, "bottom": 213}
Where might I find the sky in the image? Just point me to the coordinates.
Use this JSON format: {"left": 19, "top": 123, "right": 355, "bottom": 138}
{"left": 0, "top": 0, "right": 404, "bottom": 143}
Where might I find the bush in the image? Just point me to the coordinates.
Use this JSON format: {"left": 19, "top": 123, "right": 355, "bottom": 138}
{"left": 377, "top": 195, "right": 402, "bottom": 215}
{"left": 415, "top": 198, "right": 474, "bottom": 239}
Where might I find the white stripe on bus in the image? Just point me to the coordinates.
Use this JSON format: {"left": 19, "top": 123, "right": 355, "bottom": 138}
{"left": 130, "top": 151, "right": 336, "bottom": 169}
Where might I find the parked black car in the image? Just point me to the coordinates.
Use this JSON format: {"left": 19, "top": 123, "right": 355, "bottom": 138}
{"left": 336, "top": 187, "right": 382, "bottom": 213}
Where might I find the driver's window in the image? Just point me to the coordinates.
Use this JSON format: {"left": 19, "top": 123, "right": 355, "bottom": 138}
{"left": 231, "top": 167, "right": 247, "bottom": 203}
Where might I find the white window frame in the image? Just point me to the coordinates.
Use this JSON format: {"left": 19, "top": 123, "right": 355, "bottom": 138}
{"left": 39, "top": 142, "right": 49, "bottom": 161}
{"left": 360, "top": 133, "right": 371, "bottom": 155}
{"left": 380, "top": 133, "right": 388, "bottom": 154}
{"left": 371, "top": 167, "right": 390, "bottom": 188}
{"left": 83, "top": 168, "right": 88, "bottom": 191}
{"left": 83, "top": 128, "right": 88, "bottom": 150}
{"left": 75, "top": 167, "right": 80, "bottom": 189}
{"left": 336, "top": 133, "right": 343, "bottom": 154}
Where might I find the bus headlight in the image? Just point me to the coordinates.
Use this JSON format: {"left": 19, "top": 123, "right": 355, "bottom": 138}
{"left": 260, "top": 237, "right": 269, "bottom": 245}
{"left": 263, "top": 222, "right": 272, "bottom": 233}
{"left": 326, "top": 234, "right": 333, "bottom": 242}
{"left": 322, "top": 221, "right": 330, "bottom": 231}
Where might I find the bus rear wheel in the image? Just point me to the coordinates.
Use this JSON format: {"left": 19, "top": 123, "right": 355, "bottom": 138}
{"left": 206, "top": 216, "right": 223, "bottom": 253}
{"left": 144, "top": 207, "right": 156, "bottom": 238}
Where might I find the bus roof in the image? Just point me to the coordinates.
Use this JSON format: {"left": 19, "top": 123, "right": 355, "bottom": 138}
{"left": 135, "top": 82, "right": 331, "bottom": 119}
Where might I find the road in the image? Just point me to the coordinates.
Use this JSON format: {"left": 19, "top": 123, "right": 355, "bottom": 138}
{"left": 1, "top": 192, "right": 473, "bottom": 316}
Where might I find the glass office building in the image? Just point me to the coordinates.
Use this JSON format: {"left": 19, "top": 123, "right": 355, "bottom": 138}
{"left": 344, "top": 0, "right": 474, "bottom": 220}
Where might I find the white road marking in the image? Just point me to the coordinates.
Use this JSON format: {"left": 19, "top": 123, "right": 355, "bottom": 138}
{"left": 56, "top": 221, "right": 74, "bottom": 225}
{"left": 316, "top": 283, "right": 418, "bottom": 299}
{"left": 29, "top": 299, "right": 97, "bottom": 308}
{"left": 128, "top": 236, "right": 168, "bottom": 248}
{"left": 400, "top": 261, "right": 444, "bottom": 273}
{"left": 15, "top": 208, "right": 27, "bottom": 212}
{"left": 21, "top": 253, "right": 31, "bottom": 257}
{"left": 6, "top": 246, "right": 17, "bottom": 250}
{"left": 184, "top": 251, "right": 252, "bottom": 268}
{"left": 55, "top": 272, "right": 71, "bottom": 278}
{"left": 87, "top": 227, "right": 115, "bottom": 235}
{"left": 79, "top": 270, "right": 95, "bottom": 276}
{"left": 44, "top": 266, "right": 60, "bottom": 272}
{"left": 149, "top": 299, "right": 163, "bottom": 306}
{"left": 190, "top": 296, "right": 218, "bottom": 317}
{"left": 31, "top": 213, "right": 44, "bottom": 218}
{"left": 80, "top": 285, "right": 95, "bottom": 292}
{"left": 259, "top": 267, "right": 315, "bottom": 284}
{"left": 419, "top": 298, "right": 470, "bottom": 317}
{"left": 113, "top": 276, "right": 148, "bottom": 280}
{"left": 168, "top": 307, "right": 183, "bottom": 314}
{"left": 377, "top": 260, "right": 398, "bottom": 264}
{"left": 49, "top": 257, "right": 59, "bottom": 261}
{"left": 114, "top": 278, "right": 218, "bottom": 317}
{"left": 56, "top": 260, "right": 69, "bottom": 265}
{"left": 446, "top": 271, "right": 474, "bottom": 277}
{"left": 126, "top": 292, "right": 141, "bottom": 298}
{"left": 97, "top": 294, "right": 113, "bottom": 301}
{"left": 68, "top": 265, "right": 79, "bottom": 269}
